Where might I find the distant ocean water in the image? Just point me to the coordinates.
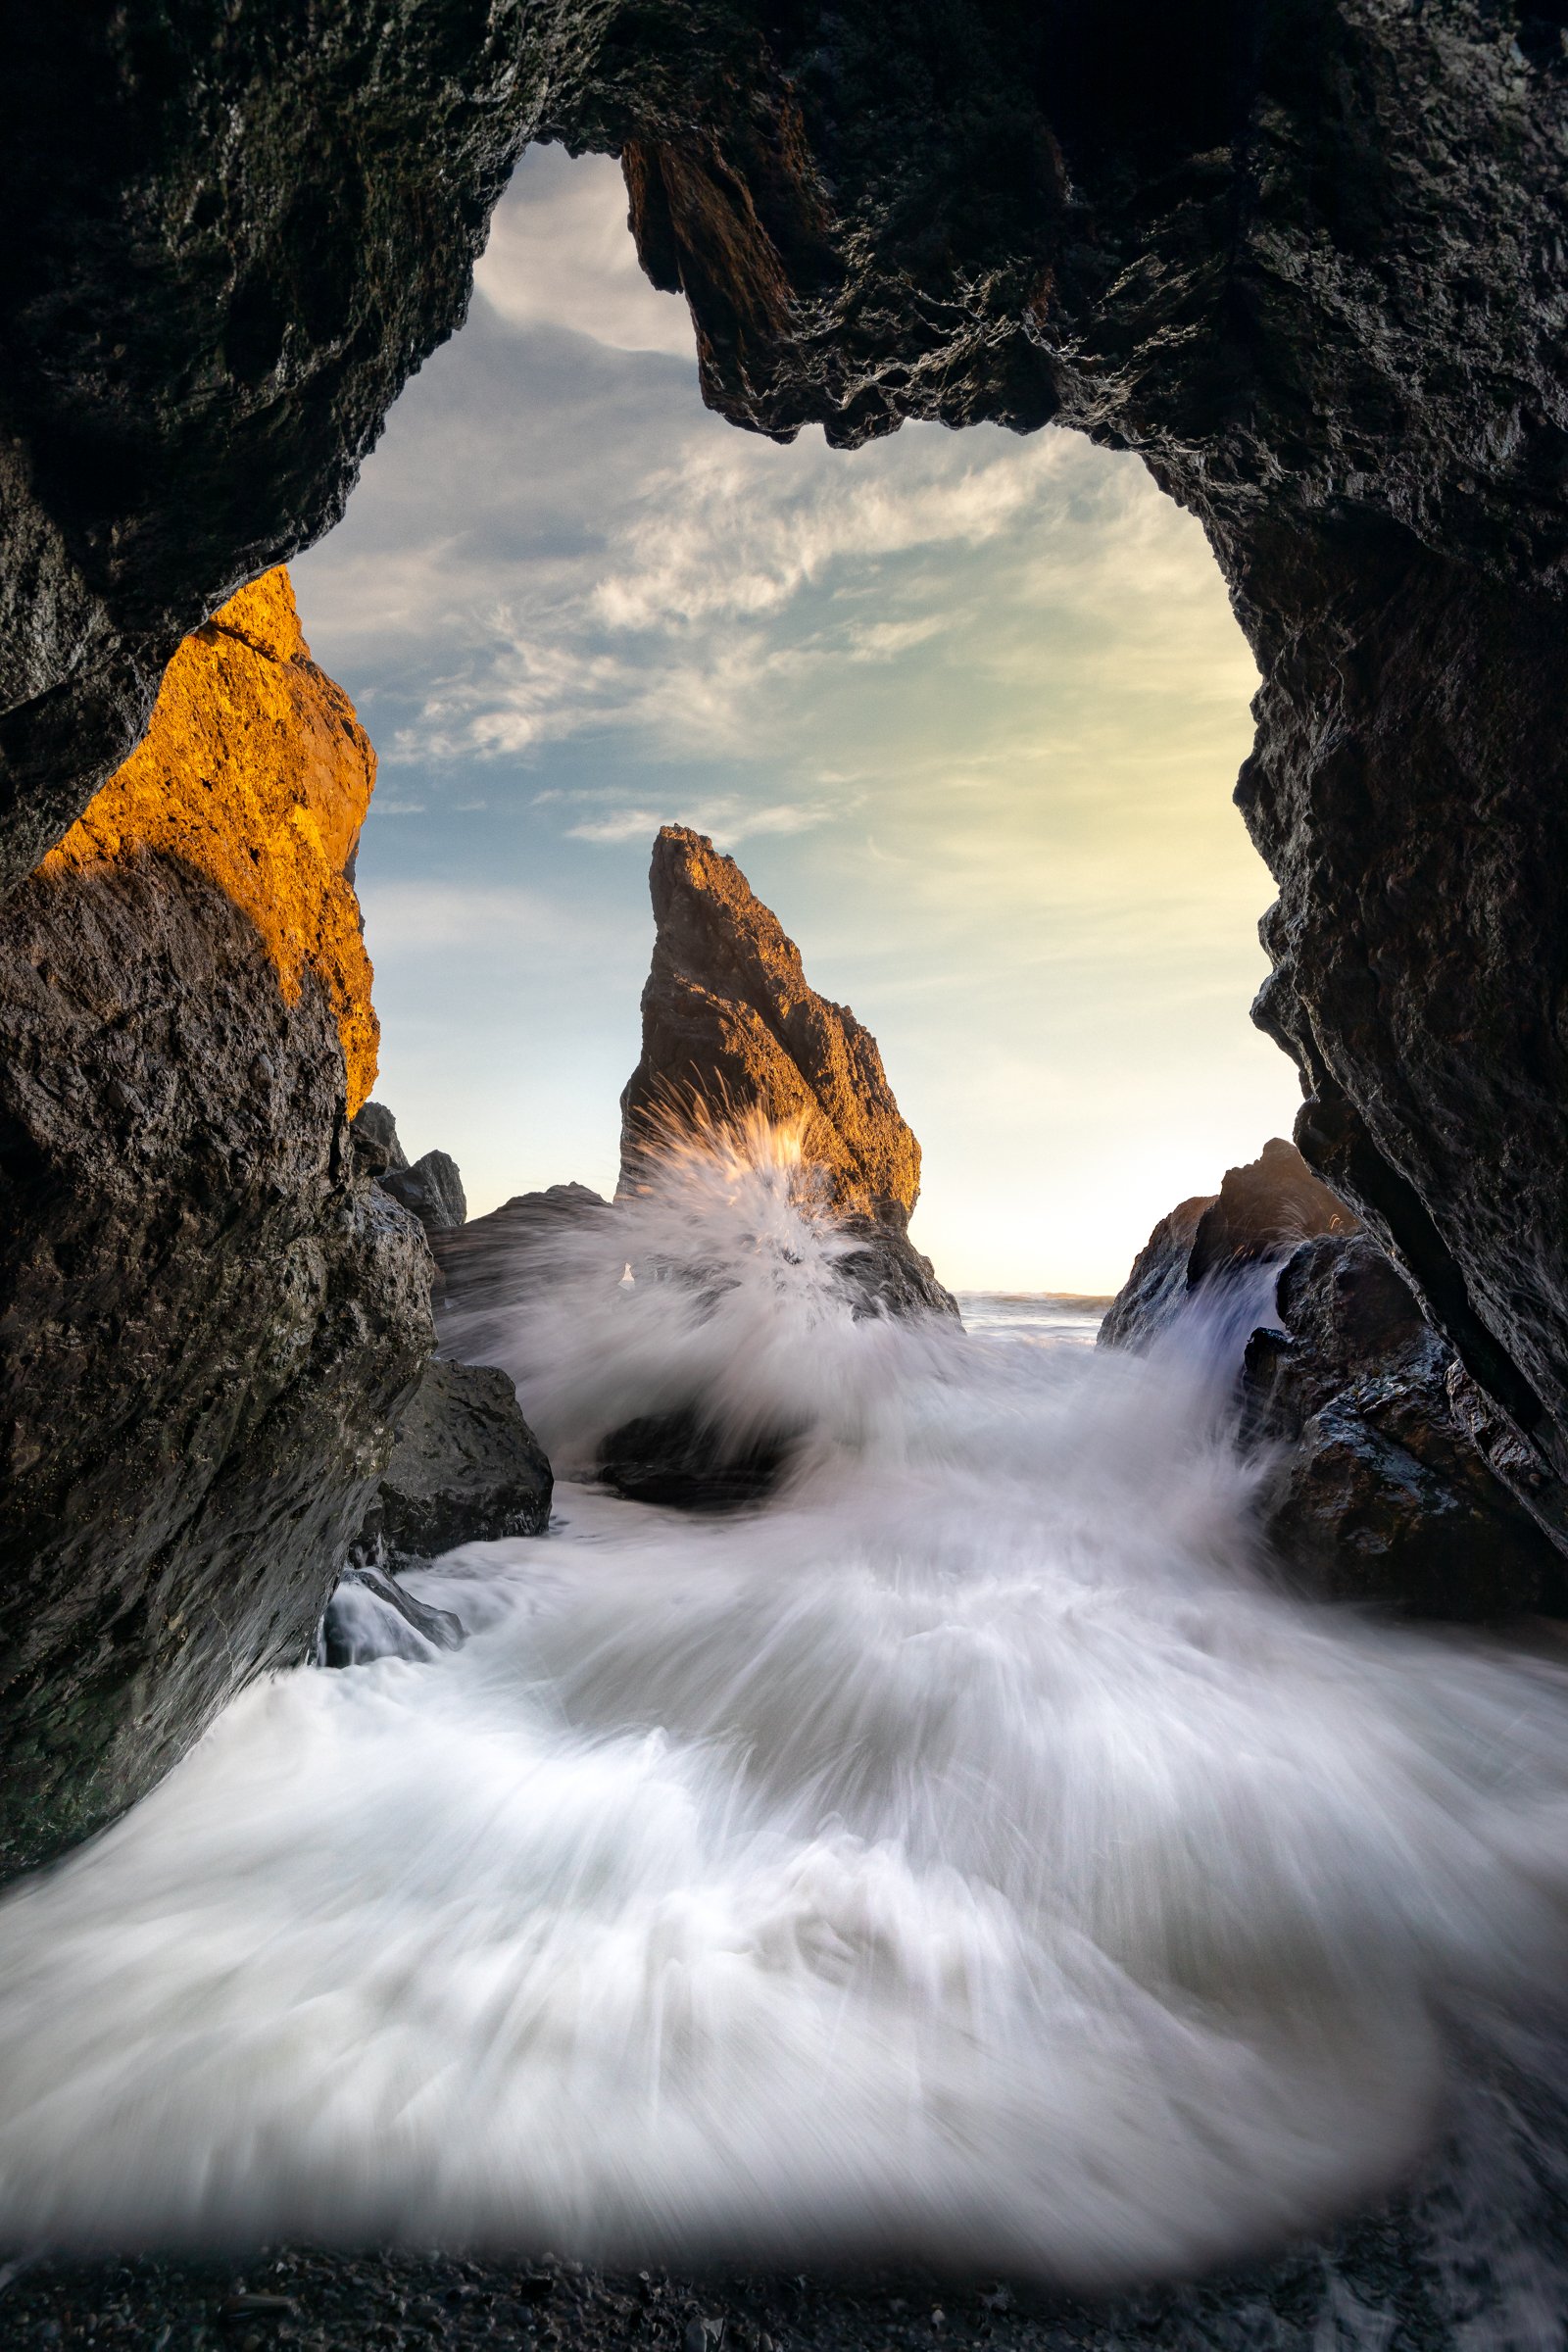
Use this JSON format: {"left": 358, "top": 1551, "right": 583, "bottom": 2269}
{"left": 957, "top": 1291, "right": 1110, "bottom": 1345}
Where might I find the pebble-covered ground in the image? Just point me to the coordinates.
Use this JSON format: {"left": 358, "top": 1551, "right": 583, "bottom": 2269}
{"left": 0, "top": 2206, "right": 1466, "bottom": 2352}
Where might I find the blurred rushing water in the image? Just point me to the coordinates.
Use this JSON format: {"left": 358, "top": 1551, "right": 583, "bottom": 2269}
{"left": 1, "top": 1121, "right": 1567, "bottom": 2348}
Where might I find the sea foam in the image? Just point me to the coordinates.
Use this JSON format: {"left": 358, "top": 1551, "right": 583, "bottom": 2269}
{"left": 3, "top": 1117, "right": 1568, "bottom": 2317}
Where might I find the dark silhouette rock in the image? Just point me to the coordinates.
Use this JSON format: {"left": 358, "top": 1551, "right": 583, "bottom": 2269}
{"left": 1102, "top": 1140, "right": 1357, "bottom": 1352}
{"left": 623, "top": 825, "right": 954, "bottom": 1319}
{"left": 1246, "top": 1237, "right": 1567, "bottom": 1621}
{"left": 0, "top": 576, "right": 430, "bottom": 1880}
{"left": 1104, "top": 1145, "right": 1565, "bottom": 1619}
{"left": 595, "top": 1410, "right": 788, "bottom": 1513}
{"left": 382, "top": 1150, "right": 467, "bottom": 1236}
{"left": 357, "top": 1359, "right": 553, "bottom": 1566}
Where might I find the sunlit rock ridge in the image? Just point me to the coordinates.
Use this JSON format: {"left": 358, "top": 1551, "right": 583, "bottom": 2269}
{"left": 43, "top": 569, "right": 380, "bottom": 1112}
{"left": 0, "top": 571, "right": 429, "bottom": 1880}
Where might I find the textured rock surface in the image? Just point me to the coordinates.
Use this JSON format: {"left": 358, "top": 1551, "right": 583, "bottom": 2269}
{"left": 623, "top": 825, "right": 953, "bottom": 1316}
{"left": 357, "top": 1359, "right": 553, "bottom": 1565}
{"left": 350, "top": 1100, "right": 408, "bottom": 1178}
{"left": 350, "top": 1100, "right": 468, "bottom": 1233}
{"left": 1104, "top": 1145, "right": 1564, "bottom": 1618}
{"left": 1102, "top": 1140, "right": 1355, "bottom": 1352}
{"left": 0, "top": 575, "right": 430, "bottom": 1880}
{"left": 0, "top": 7, "right": 561, "bottom": 889}
{"left": 1245, "top": 1235, "right": 1566, "bottom": 1620}
{"left": 382, "top": 1151, "right": 468, "bottom": 1236}
{"left": 9, "top": 3, "right": 1568, "bottom": 1507}
{"left": 42, "top": 569, "right": 380, "bottom": 1108}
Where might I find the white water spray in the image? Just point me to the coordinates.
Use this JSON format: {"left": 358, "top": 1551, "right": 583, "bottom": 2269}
{"left": 4, "top": 1117, "right": 1568, "bottom": 2304}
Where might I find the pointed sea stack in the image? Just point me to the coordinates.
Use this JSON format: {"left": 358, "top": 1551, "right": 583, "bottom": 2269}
{"left": 621, "top": 826, "right": 955, "bottom": 1318}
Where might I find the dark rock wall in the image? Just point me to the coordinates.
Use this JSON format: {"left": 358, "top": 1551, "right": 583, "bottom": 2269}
{"left": 0, "top": 573, "right": 432, "bottom": 1880}
{"left": 0, "top": 855, "right": 429, "bottom": 1879}
{"left": 0, "top": 0, "right": 551, "bottom": 887}
{"left": 1245, "top": 1234, "right": 1566, "bottom": 1620}
{"left": 1102, "top": 1144, "right": 1566, "bottom": 1619}
{"left": 7, "top": 4, "right": 1568, "bottom": 1497}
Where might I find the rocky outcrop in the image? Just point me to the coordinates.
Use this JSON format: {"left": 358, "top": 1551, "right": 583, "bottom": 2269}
{"left": 0, "top": 571, "right": 431, "bottom": 1880}
{"left": 432, "top": 1182, "right": 613, "bottom": 1363}
{"left": 1097, "top": 1198, "right": 1215, "bottom": 1354}
{"left": 1103, "top": 1144, "right": 1565, "bottom": 1619}
{"left": 9, "top": 6, "right": 1568, "bottom": 1541}
{"left": 357, "top": 1359, "right": 553, "bottom": 1566}
{"left": 351, "top": 1100, "right": 468, "bottom": 1235}
{"left": 383, "top": 1152, "right": 466, "bottom": 1235}
{"left": 1245, "top": 1237, "right": 1566, "bottom": 1620}
{"left": 1102, "top": 1141, "right": 1360, "bottom": 1352}
{"left": 622, "top": 825, "right": 954, "bottom": 1317}
{"left": 319, "top": 1563, "right": 466, "bottom": 1671}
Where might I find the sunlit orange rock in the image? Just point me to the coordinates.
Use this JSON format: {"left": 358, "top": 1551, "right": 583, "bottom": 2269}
{"left": 42, "top": 566, "right": 379, "bottom": 1113}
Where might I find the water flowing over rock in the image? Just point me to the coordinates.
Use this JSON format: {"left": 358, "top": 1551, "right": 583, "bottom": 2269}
{"left": 9, "top": 1, "right": 1567, "bottom": 1551}
{"left": 432, "top": 1182, "right": 613, "bottom": 1364}
{"left": 0, "top": 570, "right": 431, "bottom": 1881}
{"left": 1104, "top": 1143, "right": 1565, "bottom": 1619}
{"left": 622, "top": 825, "right": 954, "bottom": 1318}
{"left": 1102, "top": 1139, "right": 1359, "bottom": 1353}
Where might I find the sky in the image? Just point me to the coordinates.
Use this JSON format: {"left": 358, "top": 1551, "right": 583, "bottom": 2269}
{"left": 291, "top": 146, "right": 1302, "bottom": 1295}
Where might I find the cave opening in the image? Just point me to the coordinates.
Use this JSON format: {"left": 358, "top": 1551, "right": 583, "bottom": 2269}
{"left": 291, "top": 144, "right": 1299, "bottom": 1298}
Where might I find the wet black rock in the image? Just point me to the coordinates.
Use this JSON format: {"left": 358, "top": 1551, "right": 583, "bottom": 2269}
{"left": 357, "top": 1359, "right": 553, "bottom": 1566}
{"left": 0, "top": 854, "right": 431, "bottom": 1883}
{"left": 1105, "top": 1144, "right": 1566, "bottom": 1619}
{"left": 319, "top": 1560, "right": 466, "bottom": 1669}
{"left": 597, "top": 1409, "right": 789, "bottom": 1511}
{"left": 1245, "top": 1236, "right": 1568, "bottom": 1621}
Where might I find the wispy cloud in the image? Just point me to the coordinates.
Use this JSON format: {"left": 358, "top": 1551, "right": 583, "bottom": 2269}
{"left": 294, "top": 150, "right": 1296, "bottom": 1289}
{"left": 566, "top": 796, "right": 832, "bottom": 847}
{"left": 472, "top": 149, "right": 695, "bottom": 359}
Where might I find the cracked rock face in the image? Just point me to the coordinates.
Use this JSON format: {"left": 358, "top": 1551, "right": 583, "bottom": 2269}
{"left": 7, "top": 3, "right": 1568, "bottom": 1510}
{"left": 0, "top": 576, "right": 431, "bottom": 1881}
